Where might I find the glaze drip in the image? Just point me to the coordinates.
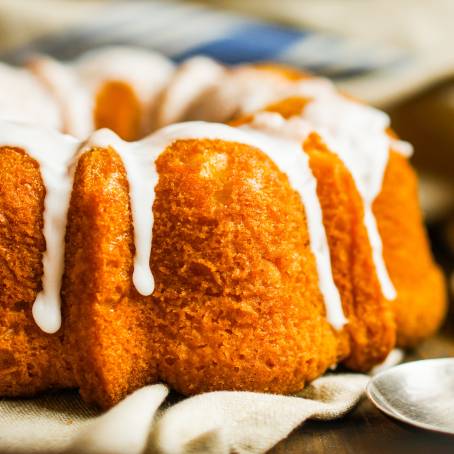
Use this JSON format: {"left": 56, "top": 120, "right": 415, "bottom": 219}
{"left": 0, "top": 122, "right": 79, "bottom": 333}
{"left": 0, "top": 119, "right": 348, "bottom": 332}
{"left": 0, "top": 63, "right": 61, "bottom": 131}
{"left": 294, "top": 79, "right": 400, "bottom": 300}
{"left": 81, "top": 129, "right": 159, "bottom": 296}
{"left": 230, "top": 75, "right": 410, "bottom": 301}
{"left": 0, "top": 49, "right": 415, "bottom": 331}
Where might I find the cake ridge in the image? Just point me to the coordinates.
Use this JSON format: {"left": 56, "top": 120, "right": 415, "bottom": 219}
{"left": 0, "top": 59, "right": 416, "bottom": 333}
{"left": 1, "top": 47, "right": 413, "bottom": 300}
{"left": 0, "top": 48, "right": 446, "bottom": 407}
{"left": 0, "top": 118, "right": 349, "bottom": 332}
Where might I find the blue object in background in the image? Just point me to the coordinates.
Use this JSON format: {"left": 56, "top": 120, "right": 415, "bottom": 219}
{"left": 1, "top": 0, "right": 407, "bottom": 80}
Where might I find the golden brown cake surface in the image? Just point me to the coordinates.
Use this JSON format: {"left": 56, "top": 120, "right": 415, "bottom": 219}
{"left": 237, "top": 92, "right": 446, "bottom": 351}
{"left": 0, "top": 51, "right": 446, "bottom": 408}
{"left": 374, "top": 151, "right": 447, "bottom": 346}
{"left": 64, "top": 141, "right": 343, "bottom": 407}
{"left": 0, "top": 147, "right": 73, "bottom": 396}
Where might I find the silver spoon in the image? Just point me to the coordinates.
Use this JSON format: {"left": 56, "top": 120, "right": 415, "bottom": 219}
{"left": 366, "top": 358, "right": 454, "bottom": 435}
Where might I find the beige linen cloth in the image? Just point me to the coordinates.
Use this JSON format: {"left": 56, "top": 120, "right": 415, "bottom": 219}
{"left": 0, "top": 1, "right": 450, "bottom": 453}
{"left": 1, "top": 375, "right": 365, "bottom": 454}
{"left": 0, "top": 350, "right": 403, "bottom": 454}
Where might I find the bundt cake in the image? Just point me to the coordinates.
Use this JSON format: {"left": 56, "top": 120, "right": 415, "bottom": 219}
{"left": 0, "top": 47, "right": 446, "bottom": 408}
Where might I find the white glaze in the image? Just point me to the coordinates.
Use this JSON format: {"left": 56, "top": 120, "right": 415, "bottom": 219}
{"left": 149, "top": 121, "right": 346, "bottom": 328}
{"left": 80, "top": 129, "right": 158, "bottom": 296}
{"left": 184, "top": 66, "right": 295, "bottom": 123}
{"left": 0, "top": 118, "right": 346, "bottom": 330}
{"left": 225, "top": 67, "right": 295, "bottom": 115}
{"left": 0, "top": 63, "right": 61, "bottom": 130}
{"left": 78, "top": 120, "right": 347, "bottom": 328}
{"left": 293, "top": 79, "right": 399, "bottom": 300}
{"left": 391, "top": 139, "right": 413, "bottom": 157}
{"left": 244, "top": 76, "right": 412, "bottom": 301}
{"left": 85, "top": 122, "right": 346, "bottom": 328}
{"left": 76, "top": 46, "right": 175, "bottom": 136}
{"left": 76, "top": 47, "right": 175, "bottom": 105}
{"left": 240, "top": 113, "right": 346, "bottom": 328}
{"left": 0, "top": 121, "right": 80, "bottom": 333}
{"left": 28, "top": 56, "right": 94, "bottom": 139}
{"left": 156, "top": 56, "right": 225, "bottom": 128}
{"left": 29, "top": 47, "right": 175, "bottom": 139}
{"left": 0, "top": 49, "right": 418, "bottom": 332}
{"left": 235, "top": 75, "right": 409, "bottom": 300}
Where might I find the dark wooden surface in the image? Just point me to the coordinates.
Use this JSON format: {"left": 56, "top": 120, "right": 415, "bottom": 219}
{"left": 270, "top": 314, "right": 454, "bottom": 454}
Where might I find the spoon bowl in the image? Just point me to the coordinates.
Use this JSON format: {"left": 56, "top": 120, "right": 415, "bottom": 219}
{"left": 366, "top": 358, "right": 454, "bottom": 435}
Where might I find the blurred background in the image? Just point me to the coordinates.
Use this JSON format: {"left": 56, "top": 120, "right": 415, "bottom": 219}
{"left": 0, "top": 0, "right": 452, "bottom": 302}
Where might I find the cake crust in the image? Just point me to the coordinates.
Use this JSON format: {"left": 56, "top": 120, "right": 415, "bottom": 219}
{"left": 0, "top": 147, "right": 73, "bottom": 396}
{"left": 0, "top": 53, "right": 446, "bottom": 408}
{"left": 64, "top": 141, "right": 344, "bottom": 407}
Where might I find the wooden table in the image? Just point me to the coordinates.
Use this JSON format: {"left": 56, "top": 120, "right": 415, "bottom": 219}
{"left": 271, "top": 316, "right": 454, "bottom": 454}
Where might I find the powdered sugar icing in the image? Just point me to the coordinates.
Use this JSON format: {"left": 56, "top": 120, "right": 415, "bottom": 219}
{"left": 0, "top": 119, "right": 348, "bottom": 332}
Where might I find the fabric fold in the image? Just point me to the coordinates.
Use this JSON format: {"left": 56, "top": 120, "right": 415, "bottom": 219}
{"left": 149, "top": 374, "right": 368, "bottom": 454}
{"left": 66, "top": 384, "right": 168, "bottom": 454}
{"left": 0, "top": 350, "right": 403, "bottom": 453}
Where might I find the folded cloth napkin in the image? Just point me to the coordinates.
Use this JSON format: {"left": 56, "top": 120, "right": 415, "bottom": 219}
{"left": 0, "top": 375, "right": 367, "bottom": 454}
{"left": 0, "top": 350, "right": 403, "bottom": 454}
